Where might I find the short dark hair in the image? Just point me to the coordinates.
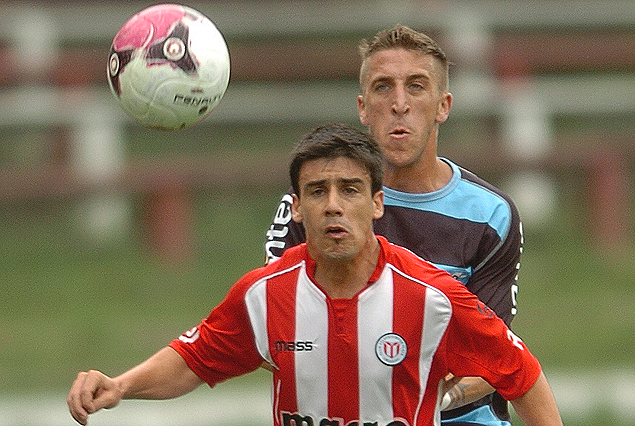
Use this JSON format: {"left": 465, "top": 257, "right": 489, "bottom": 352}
{"left": 358, "top": 24, "right": 450, "bottom": 91}
{"left": 289, "top": 123, "right": 384, "bottom": 197}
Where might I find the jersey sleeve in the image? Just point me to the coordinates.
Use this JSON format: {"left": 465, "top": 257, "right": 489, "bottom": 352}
{"left": 169, "top": 274, "right": 264, "bottom": 387}
{"left": 466, "top": 188, "right": 523, "bottom": 326}
{"left": 441, "top": 280, "right": 541, "bottom": 401}
{"left": 264, "top": 190, "right": 306, "bottom": 263}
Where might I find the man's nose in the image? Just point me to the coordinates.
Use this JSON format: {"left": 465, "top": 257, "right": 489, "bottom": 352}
{"left": 391, "top": 86, "right": 410, "bottom": 115}
{"left": 325, "top": 190, "right": 344, "bottom": 216}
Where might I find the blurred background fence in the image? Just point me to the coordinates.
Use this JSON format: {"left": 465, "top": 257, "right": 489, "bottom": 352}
{"left": 1, "top": 1, "right": 635, "bottom": 425}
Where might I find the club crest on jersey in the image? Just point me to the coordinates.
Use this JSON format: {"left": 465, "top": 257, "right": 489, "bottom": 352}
{"left": 375, "top": 333, "right": 407, "bottom": 366}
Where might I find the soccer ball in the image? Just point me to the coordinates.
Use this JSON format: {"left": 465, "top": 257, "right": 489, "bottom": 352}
{"left": 107, "top": 4, "right": 230, "bottom": 130}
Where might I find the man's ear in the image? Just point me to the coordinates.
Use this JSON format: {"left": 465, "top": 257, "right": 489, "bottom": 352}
{"left": 291, "top": 194, "right": 303, "bottom": 223}
{"left": 357, "top": 95, "right": 369, "bottom": 126}
{"left": 435, "top": 91, "right": 453, "bottom": 124}
{"left": 373, "top": 190, "right": 384, "bottom": 220}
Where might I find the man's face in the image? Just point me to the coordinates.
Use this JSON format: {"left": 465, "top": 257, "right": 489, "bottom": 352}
{"left": 357, "top": 48, "right": 452, "bottom": 169}
{"left": 291, "top": 157, "right": 384, "bottom": 262}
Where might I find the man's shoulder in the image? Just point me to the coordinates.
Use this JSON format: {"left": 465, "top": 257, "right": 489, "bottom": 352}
{"left": 381, "top": 237, "right": 454, "bottom": 282}
{"left": 275, "top": 243, "right": 307, "bottom": 268}
{"left": 452, "top": 161, "right": 517, "bottom": 207}
{"left": 383, "top": 158, "right": 518, "bottom": 219}
{"left": 240, "top": 244, "right": 307, "bottom": 290}
{"left": 381, "top": 238, "right": 462, "bottom": 307}
{"left": 444, "top": 160, "right": 521, "bottom": 231}
{"left": 261, "top": 244, "right": 307, "bottom": 278}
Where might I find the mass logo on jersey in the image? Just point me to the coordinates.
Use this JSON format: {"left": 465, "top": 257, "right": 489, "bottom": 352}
{"left": 375, "top": 333, "right": 407, "bottom": 366}
{"left": 274, "top": 340, "right": 313, "bottom": 352}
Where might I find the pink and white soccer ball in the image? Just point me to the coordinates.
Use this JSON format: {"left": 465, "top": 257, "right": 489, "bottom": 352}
{"left": 107, "top": 4, "right": 230, "bottom": 130}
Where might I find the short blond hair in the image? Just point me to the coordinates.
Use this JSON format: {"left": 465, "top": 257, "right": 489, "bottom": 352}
{"left": 358, "top": 24, "right": 450, "bottom": 92}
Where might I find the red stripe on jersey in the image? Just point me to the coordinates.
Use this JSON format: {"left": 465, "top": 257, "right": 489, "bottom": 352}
{"left": 328, "top": 298, "right": 359, "bottom": 421}
{"left": 267, "top": 267, "right": 301, "bottom": 421}
{"left": 391, "top": 274, "right": 426, "bottom": 419}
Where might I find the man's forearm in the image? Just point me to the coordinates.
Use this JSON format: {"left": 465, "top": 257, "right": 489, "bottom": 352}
{"left": 442, "top": 376, "right": 495, "bottom": 410}
{"left": 116, "top": 347, "right": 203, "bottom": 400}
{"left": 510, "top": 371, "right": 563, "bottom": 426}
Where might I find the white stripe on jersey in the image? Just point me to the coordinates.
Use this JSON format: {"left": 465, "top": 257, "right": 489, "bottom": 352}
{"left": 245, "top": 262, "right": 305, "bottom": 369}
{"left": 420, "top": 288, "right": 452, "bottom": 426}
{"left": 295, "top": 267, "right": 329, "bottom": 416}
{"left": 358, "top": 266, "right": 395, "bottom": 422}
{"left": 245, "top": 279, "right": 271, "bottom": 365}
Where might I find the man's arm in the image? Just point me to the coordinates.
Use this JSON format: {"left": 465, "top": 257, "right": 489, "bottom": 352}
{"left": 510, "top": 371, "right": 563, "bottom": 426}
{"left": 443, "top": 190, "right": 523, "bottom": 411}
{"left": 67, "top": 346, "right": 203, "bottom": 425}
{"left": 441, "top": 375, "right": 494, "bottom": 411}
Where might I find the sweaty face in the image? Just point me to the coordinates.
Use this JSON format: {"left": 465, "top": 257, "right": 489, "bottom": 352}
{"left": 357, "top": 48, "right": 452, "bottom": 170}
{"left": 291, "top": 157, "right": 384, "bottom": 262}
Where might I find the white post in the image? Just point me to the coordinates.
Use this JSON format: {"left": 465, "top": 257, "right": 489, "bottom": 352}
{"left": 68, "top": 89, "right": 130, "bottom": 243}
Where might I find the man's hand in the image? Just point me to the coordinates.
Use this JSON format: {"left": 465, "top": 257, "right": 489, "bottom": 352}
{"left": 66, "top": 347, "right": 203, "bottom": 425}
{"left": 67, "top": 370, "right": 123, "bottom": 425}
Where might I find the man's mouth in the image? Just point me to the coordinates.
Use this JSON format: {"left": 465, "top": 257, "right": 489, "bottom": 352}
{"left": 325, "top": 225, "right": 348, "bottom": 238}
{"left": 390, "top": 127, "right": 410, "bottom": 137}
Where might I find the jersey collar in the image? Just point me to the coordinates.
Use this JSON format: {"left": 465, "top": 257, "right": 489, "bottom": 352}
{"left": 302, "top": 236, "right": 388, "bottom": 295}
{"left": 382, "top": 158, "right": 460, "bottom": 202}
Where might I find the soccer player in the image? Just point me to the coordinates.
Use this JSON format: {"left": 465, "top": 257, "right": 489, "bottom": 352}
{"left": 67, "top": 124, "right": 563, "bottom": 426}
{"left": 265, "top": 25, "right": 523, "bottom": 425}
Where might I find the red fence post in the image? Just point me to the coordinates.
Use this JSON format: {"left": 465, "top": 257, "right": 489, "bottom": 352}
{"left": 587, "top": 145, "right": 633, "bottom": 250}
{"left": 144, "top": 181, "right": 194, "bottom": 263}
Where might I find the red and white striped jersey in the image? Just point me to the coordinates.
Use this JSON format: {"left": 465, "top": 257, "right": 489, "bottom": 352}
{"left": 170, "top": 236, "right": 540, "bottom": 426}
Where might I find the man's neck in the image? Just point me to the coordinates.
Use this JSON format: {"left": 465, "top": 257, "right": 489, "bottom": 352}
{"left": 312, "top": 238, "right": 380, "bottom": 299}
{"left": 384, "top": 157, "right": 452, "bottom": 193}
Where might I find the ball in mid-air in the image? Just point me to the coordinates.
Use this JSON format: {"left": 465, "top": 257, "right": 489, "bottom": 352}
{"left": 107, "top": 4, "right": 230, "bottom": 130}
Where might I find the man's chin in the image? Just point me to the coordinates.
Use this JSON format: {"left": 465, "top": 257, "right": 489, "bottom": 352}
{"left": 321, "top": 244, "right": 355, "bottom": 262}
